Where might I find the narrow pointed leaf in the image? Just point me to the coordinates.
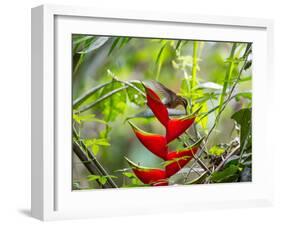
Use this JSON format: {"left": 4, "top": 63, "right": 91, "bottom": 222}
{"left": 78, "top": 37, "right": 109, "bottom": 54}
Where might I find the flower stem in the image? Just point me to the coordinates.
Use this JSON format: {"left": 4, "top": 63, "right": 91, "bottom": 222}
{"left": 191, "top": 41, "right": 199, "bottom": 91}
{"left": 218, "top": 43, "right": 237, "bottom": 113}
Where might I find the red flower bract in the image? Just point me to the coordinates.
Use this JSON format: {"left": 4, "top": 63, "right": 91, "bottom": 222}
{"left": 126, "top": 83, "right": 203, "bottom": 186}
{"left": 125, "top": 157, "right": 167, "bottom": 186}
{"left": 166, "top": 146, "right": 199, "bottom": 161}
{"left": 128, "top": 121, "right": 168, "bottom": 160}
{"left": 166, "top": 115, "right": 196, "bottom": 143}
{"left": 143, "top": 85, "right": 169, "bottom": 128}
{"left": 165, "top": 157, "right": 191, "bottom": 178}
{"left": 165, "top": 142, "right": 201, "bottom": 177}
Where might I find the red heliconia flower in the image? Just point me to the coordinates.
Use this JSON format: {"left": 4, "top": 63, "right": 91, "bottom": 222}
{"left": 143, "top": 84, "right": 169, "bottom": 127}
{"left": 165, "top": 115, "right": 196, "bottom": 143}
{"left": 126, "top": 83, "right": 204, "bottom": 186}
{"left": 166, "top": 138, "right": 203, "bottom": 160}
{"left": 166, "top": 107, "right": 201, "bottom": 143}
{"left": 165, "top": 138, "right": 203, "bottom": 177}
{"left": 128, "top": 121, "right": 168, "bottom": 160}
{"left": 125, "top": 157, "right": 168, "bottom": 186}
{"left": 165, "top": 156, "right": 192, "bottom": 178}
{"left": 142, "top": 83, "right": 199, "bottom": 143}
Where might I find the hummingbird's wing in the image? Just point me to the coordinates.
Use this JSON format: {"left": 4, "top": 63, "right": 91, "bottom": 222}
{"left": 150, "top": 81, "right": 177, "bottom": 103}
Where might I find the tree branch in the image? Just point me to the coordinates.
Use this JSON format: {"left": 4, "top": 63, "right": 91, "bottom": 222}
{"left": 73, "top": 81, "right": 112, "bottom": 108}
{"left": 76, "top": 85, "right": 128, "bottom": 113}
{"left": 205, "top": 44, "right": 252, "bottom": 142}
{"left": 214, "top": 145, "right": 240, "bottom": 172}
{"left": 73, "top": 132, "right": 118, "bottom": 188}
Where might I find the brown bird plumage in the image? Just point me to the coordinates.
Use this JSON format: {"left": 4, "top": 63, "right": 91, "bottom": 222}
{"left": 150, "top": 81, "right": 188, "bottom": 114}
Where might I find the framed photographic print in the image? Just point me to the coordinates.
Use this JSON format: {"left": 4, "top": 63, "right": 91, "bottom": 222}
{"left": 31, "top": 4, "right": 274, "bottom": 221}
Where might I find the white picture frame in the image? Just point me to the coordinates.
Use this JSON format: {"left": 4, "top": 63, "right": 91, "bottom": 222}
{"left": 31, "top": 4, "right": 274, "bottom": 221}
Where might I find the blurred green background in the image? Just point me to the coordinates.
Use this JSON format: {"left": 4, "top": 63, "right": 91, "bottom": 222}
{"left": 72, "top": 35, "right": 252, "bottom": 189}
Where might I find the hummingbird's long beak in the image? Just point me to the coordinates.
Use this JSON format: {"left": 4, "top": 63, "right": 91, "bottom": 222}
{"left": 184, "top": 103, "right": 188, "bottom": 115}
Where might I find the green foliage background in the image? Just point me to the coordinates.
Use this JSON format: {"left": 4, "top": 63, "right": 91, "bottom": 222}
{"left": 72, "top": 35, "right": 252, "bottom": 189}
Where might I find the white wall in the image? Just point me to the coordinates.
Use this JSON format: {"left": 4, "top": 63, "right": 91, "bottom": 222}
{"left": 0, "top": 0, "right": 280, "bottom": 225}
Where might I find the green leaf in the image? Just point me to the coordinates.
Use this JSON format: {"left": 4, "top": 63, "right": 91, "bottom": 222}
{"left": 99, "top": 176, "right": 108, "bottom": 185}
{"left": 218, "top": 43, "right": 238, "bottom": 113}
{"left": 78, "top": 114, "right": 97, "bottom": 122}
{"left": 119, "top": 37, "right": 132, "bottom": 48}
{"left": 225, "top": 153, "right": 252, "bottom": 169}
{"left": 73, "top": 35, "right": 93, "bottom": 46}
{"left": 197, "top": 102, "right": 208, "bottom": 129}
{"left": 211, "top": 164, "right": 240, "bottom": 183}
{"left": 87, "top": 175, "right": 101, "bottom": 181}
{"left": 108, "top": 37, "right": 121, "bottom": 55}
{"left": 180, "top": 77, "right": 190, "bottom": 98}
{"left": 87, "top": 175, "right": 117, "bottom": 185}
{"left": 126, "top": 81, "right": 146, "bottom": 106}
{"left": 122, "top": 172, "right": 136, "bottom": 179}
{"left": 191, "top": 41, "right": 199, "bottom": 90}
{"left": 99, "top": 80, "right": 127, "bottom": 122}
{"left": 224, "top": 155, "right": 240, "bottom": 167}
{"left": 108, "top": 37, "right": 132, "bottom": 56}
{"left": 73, "top": 113, "right": 107, "bottom": 125}
{"left": 122, "top": 172, "right": 142, "bottom": 185}
{"left": 73, "top": 82, "right": 112, "bottom": 109}
{"left": 155, "top": 42, "right": 167, "bottom": 80}
{"left": 209, "top": 146, "right": 225, "bottom": 156}
{"left": 94, "top": 139, "right": 110, "bottom": 146}
{"left": 155, "top": 42, "right": 167, "bottom": 66}
{"left": 91, "top": 145, "right": 99, "bottom": 155}
{"left": 83, "top": 138, "right": 110, "bottom": 147}
{"left": 99, "top": 126, "right": 112, "bottom": 139}
{"left": 83, "top": 138, "right": 110, "bottom": 155}
{"left": 73, "top": 113, "right": 81, "bottom": 123}
{"left": 175, "top": 40, "right": 182, "bottom": 50}
{"left": 231, "top": 108, "right": 252, "bottom": 154}
{"left": 73, "top": 53, "right": 85, "bottom": 74}
{"left": 235, "top": 92, "right": 252, "bottom": 101}
{"left": 197, "top": 82, "right": 223, "bottom": 90}
{"left": 78, "top": 37, "right": 109, "bottom": 54}
{"left": 104, "top": 175, "right": 118, "bottom": 179}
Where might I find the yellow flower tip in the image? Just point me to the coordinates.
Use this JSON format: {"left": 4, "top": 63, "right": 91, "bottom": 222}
{"left": 128, "top": 120, "right": 153, "bottom": 136}
{"left": 124, "top": 157, "right": 153, "bottom": 171}
{"left": 179, "top": 106, "right": 203, "bottom": 120}
{"left": 127, "top": 120, "right": 139, "bottom": 131}
{"left": 124, "top": 156, "right": 137, "bottom": 168}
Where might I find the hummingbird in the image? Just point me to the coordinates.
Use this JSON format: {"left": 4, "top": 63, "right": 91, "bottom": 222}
{"left": 150, "top": 81, "right": 188, "bottom": 114}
